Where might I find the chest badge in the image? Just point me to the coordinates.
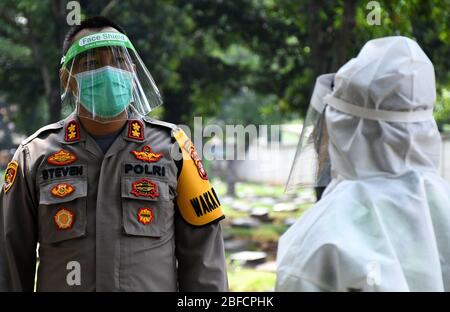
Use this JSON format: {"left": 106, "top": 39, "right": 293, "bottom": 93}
{"left": 137, "top": 207, "right": 154, "bottom": 225}
{"left": 128, "top": 120, "right": 144, "bottom": 141}
{"left": 3, "top": 161, "right": 18, "bottom": 193}
{"left": 51, "top": 183, "right": 75, "bottom": 198}
{"left": 131, "top": 178, "right": 159, "bottom": 198}
{"left": 48, "top": 149, "right": 77, "bottom": 166}
{"left": 54, "top": 208, "right": 74, "bottom": 230}
{"left": 130, "top": 145, "right": 163, "bottom": 163}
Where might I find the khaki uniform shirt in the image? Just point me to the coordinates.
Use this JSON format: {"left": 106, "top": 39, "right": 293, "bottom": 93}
{"left": 0, "top": 112, "right": 227, "bottom": 291}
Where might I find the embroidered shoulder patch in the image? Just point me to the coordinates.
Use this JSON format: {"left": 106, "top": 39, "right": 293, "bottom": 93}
{"left": 65, "top": 120, "right": 80, "bottom": 142}
{"left": 128, "top": 120, "right": 144, "bottom": 141}
{"left": 48, "top": 149, "right": 77, "bottom": 166}
{"left": 130, "top": 178, "right": 159, "bottom": 198}
{"left": 51, "top": 183, "right": 75, "bottom": 198}
{"left": 130, "top": 145, "right": 163, "bottom": 163}
{"left": 173, "top": 129, "right": 224, "bottom": 226}
{"left": 137, "top": 207, "right": 154, "bottom": 225}
{"left": 54, "top": 208, "right": 74, "bottom": 230}
{"left": 183, "top": 139, "right": 208, "bottom": 180}
{"left": 3, "top": 161, "right": 18, "bottom": 193}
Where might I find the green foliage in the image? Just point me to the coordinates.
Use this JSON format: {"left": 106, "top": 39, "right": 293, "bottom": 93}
{"left": 435, "top": 86, "right": 450, "bottom": 127}
{"left": 0, "top": 0, "right": 449, "bottom": 137}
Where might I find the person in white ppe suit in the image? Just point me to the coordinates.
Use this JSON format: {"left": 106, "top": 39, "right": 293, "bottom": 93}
{"left": 276, "top": 36, "right": 450, "bottom": 292}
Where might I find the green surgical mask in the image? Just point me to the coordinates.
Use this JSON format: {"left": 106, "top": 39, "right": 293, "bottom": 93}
{"left": 75, "top": 66, "right": 133, "bottom": 118}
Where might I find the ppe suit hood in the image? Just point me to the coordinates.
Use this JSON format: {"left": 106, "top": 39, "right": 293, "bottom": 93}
{"left": 326, "top": 36, "right": 441, "bottom": 180}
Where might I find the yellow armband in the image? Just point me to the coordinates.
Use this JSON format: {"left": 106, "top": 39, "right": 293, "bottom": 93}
{"left": 174, "top": 129, "right": 224, "bottom": 226}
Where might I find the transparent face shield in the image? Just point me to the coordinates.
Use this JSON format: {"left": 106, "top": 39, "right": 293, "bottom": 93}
{"left": 60, "top": 31, "right": 162, "bottom": 122}
{"left": 285, "top": 73, "right": 335, "bottom": 192}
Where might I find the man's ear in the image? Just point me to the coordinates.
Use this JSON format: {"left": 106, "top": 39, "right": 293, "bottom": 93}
{"left": 60, "top": 67, "right": 78, "bottom": 93}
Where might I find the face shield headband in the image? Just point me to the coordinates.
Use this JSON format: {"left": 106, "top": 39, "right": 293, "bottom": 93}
{"left": 61, "top": 32, "right": 136, "bottom": 68}
{"left": 60, "top": 31, "right": 162, "bottom": 122}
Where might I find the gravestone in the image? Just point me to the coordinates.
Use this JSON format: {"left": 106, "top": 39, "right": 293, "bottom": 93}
{"left": 250, "top": 207, "right": 271, "bottom": 222}
{"left": 231, "top": 201, "right": 251, "bottom": 213}
{"left": 273, "top": 202, "right": 298, "bottom": 212}
{"left": 231, "top": 217, "right": 261, "bottom": 229}
{"left": 230, "top": 251, "right": 267, "bottom": 266}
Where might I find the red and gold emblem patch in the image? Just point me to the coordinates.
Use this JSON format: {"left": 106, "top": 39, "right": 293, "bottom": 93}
{"left": 47, "top": 149, "right": 77, "bottom": 166}
{"left": 51, "top": 183, "right": 75, "bottom": 198}
{"left": 130, "top": 178, "right": 159, "bottom": 198}
{"left": 54, "top": 208, "right": 74, "bottom": 230}
{"left": 3, "top": 161, "right": 18, "bottom": 193}
{"left": 65, "top": 120, "right": 80, "bottom": 142}
{"left": 128, "top": 120, "right": 144, "bottom": 141}
{"left": 137, "top": 207, "right": 154, "bottom": 225}
{"left": 183, "top": 140, "right": 208, "bottom": 180}
{"left": 130, "top": 145, "right": 163, "bottom": 163}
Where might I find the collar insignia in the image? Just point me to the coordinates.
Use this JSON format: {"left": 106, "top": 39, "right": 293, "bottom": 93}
{"left": 128, "top": 120, "right": 144, "bottom": 141}
{"left": 65, "top": 120, "right": 80, "bottom": 142}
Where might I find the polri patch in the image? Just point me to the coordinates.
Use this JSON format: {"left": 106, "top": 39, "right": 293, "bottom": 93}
{"left": 51, "top": 182, "right": 75, "bottom": 198}
{"left": 3, "top": 161, "right": 18, "bottom": 193}
{"left": 130, "top": 178, "right": 159, "bottom": 198}
{"left": 130, "top": 145, "right": 163, "bottom": 163}
{"left": 128, "top": 120, "right": 144, "bottom": 141}
{"left": 48, "top": 149, "right": 77, "bottom": 166}
{"left": 54, "top": 208, "right": 74, "bottom": 230}
{"left": 65, "top": 120, "right": 80, "bottom": 142}
{"left": 137, "top": 207, "right": 154, "bottom": 225}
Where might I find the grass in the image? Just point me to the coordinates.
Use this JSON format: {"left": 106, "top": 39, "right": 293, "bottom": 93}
{"left": 228, "top": 267, "right": 276, "bottom": 292}
{"left": 225, "top": 223, "right": 288, "bottom": 242}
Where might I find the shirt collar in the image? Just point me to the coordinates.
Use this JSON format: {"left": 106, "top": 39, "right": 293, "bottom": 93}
{"left": 61, "top": 111, "right": 146, "bottom": 144}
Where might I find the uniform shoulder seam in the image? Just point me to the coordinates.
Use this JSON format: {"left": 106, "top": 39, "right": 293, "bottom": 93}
{"left": 21, "top": 120, "right": 65, "bottom": 146}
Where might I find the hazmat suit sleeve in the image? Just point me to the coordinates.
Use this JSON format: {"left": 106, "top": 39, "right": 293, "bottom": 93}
{"left": 0, "top": 145, "right": 38, "bottom": 291}
{"left": 172, "top": 129, "right": 228, "bottom": 291}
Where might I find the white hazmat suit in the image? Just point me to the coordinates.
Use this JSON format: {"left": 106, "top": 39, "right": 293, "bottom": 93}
{"left": 276, "top": 36, "right": 450, "bottom": 291}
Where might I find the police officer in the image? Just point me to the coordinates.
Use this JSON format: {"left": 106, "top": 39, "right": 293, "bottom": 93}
{"left": 0, "top": 16, "right": 228, "bottom": 292}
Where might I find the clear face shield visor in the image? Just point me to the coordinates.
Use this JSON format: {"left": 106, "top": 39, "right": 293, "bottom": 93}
{"left": 285, "top": 73, "right": 335, "bottom": 193}
{"left": 60, "top": 31, "right": 162, "bottom": 122}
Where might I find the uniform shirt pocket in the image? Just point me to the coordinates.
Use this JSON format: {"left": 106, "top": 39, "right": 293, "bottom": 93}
{"left": 38, "top": 179, "right": 87, "bottom": 244}
{"left": 121, "top": 177, "right": 173, "bottom": 239}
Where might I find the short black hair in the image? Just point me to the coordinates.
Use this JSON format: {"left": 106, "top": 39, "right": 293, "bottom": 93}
{"left": 62, "top": 16, "right": 126, "bottom": 54}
